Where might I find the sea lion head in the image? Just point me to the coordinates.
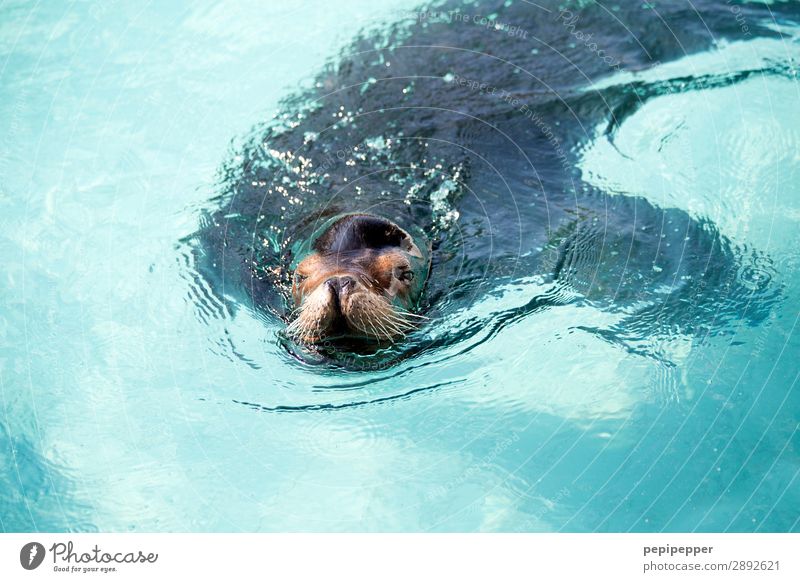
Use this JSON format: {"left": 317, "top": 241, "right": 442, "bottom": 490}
{"left": 288, "top": 214, "right": 430, "bottom": 344}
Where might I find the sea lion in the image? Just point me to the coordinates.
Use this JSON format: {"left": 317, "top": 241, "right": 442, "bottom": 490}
{"left": 193, "top": 0, "right": 785, "bottom": 362}
{"left": 287, "top": 213, "right": 430, "bottom": 343}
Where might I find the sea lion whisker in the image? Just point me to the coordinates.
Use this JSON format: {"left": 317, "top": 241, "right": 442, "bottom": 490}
{"left": 286, "top": 321, "right": 307, "bottom": 337}
{"left": 394, "top": 308, "right": 430, "bottom": 321}
{"left": 286, "top": 304, "right": 304, "bottom": 316}
{"left": 378, "top": 321, "right": 398, "bottom": 340}
{"left": 354, "top": 310, "right": 376, "bottom": 339}
{"left": 384, "top": 310, "right": 414, "bottom": 323}
{"left": 384, "top": 322, "right": 406, "bottom": 337}
{"left": 367, "top": 318, "right": 383, "bottom": 340}
{"left": 374, "top": 317, "right": 397, "bottom": 337}
{"left": 391, "top": 322, "right": 415, "bottom": 334}
{"left": 378, "top": 313, "right": 403, "bottom": 337}
{"left": 383, "top": 313, "right": 416, "bottom": 329}
{"left": 368, "top": 309, "right": 394, "bottom": 339}
{"left": 353, "top": 310, "right": 367, "bottom": 337}
{"left": 383, "top": 319, "right": 413, "bottom": 334}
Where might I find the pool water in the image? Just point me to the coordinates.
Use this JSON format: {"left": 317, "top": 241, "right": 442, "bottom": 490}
{"left": 1, "top": 0, "right": 799, "bottom": 532}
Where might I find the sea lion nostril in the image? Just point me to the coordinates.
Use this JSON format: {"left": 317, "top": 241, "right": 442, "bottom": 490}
{"left": 324, "top": 276, "right": 356, "bottom": 296}
{"left": 339, "top": 276, "right": 356, "bottom": 291}
{"left": 324, "top": 277, "right": 340, "bottom": 295}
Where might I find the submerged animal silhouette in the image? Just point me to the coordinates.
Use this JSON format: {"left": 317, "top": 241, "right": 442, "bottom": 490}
{"left": 195, "top": 0, "right": 784, "bottom": 361}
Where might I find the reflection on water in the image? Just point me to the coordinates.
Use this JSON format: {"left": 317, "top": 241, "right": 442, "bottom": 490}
{"left": 1, "top": 0, "right": 799, "bottom": 532}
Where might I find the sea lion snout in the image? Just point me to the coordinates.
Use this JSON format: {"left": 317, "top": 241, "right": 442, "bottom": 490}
{"left": 323, "top": 274, "right": 357, "bottom": 321}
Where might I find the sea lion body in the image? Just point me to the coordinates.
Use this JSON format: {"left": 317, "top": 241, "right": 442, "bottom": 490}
{"left": 196, "top": 0, "right": 783, "bottom": 357}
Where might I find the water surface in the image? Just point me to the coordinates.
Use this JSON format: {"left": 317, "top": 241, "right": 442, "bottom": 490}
{"left": 1, "top": 0, "right": 799, "bottom": 532}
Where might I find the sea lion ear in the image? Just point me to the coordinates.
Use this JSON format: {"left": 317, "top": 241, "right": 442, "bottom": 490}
{"left": 400, "top": 231, "right": 423, "bottom": 258}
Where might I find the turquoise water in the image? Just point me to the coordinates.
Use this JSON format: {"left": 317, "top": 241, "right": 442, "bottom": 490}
{"left": 1, "top": 0, "right": 799, "bottom": 532}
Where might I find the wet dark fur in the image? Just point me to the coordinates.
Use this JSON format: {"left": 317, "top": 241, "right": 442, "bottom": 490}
{"left": 193, "top": 0, "right": 793, "bottom": 361}
{"left": 313, "top": 215, "right": 411, "bottom": 254}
